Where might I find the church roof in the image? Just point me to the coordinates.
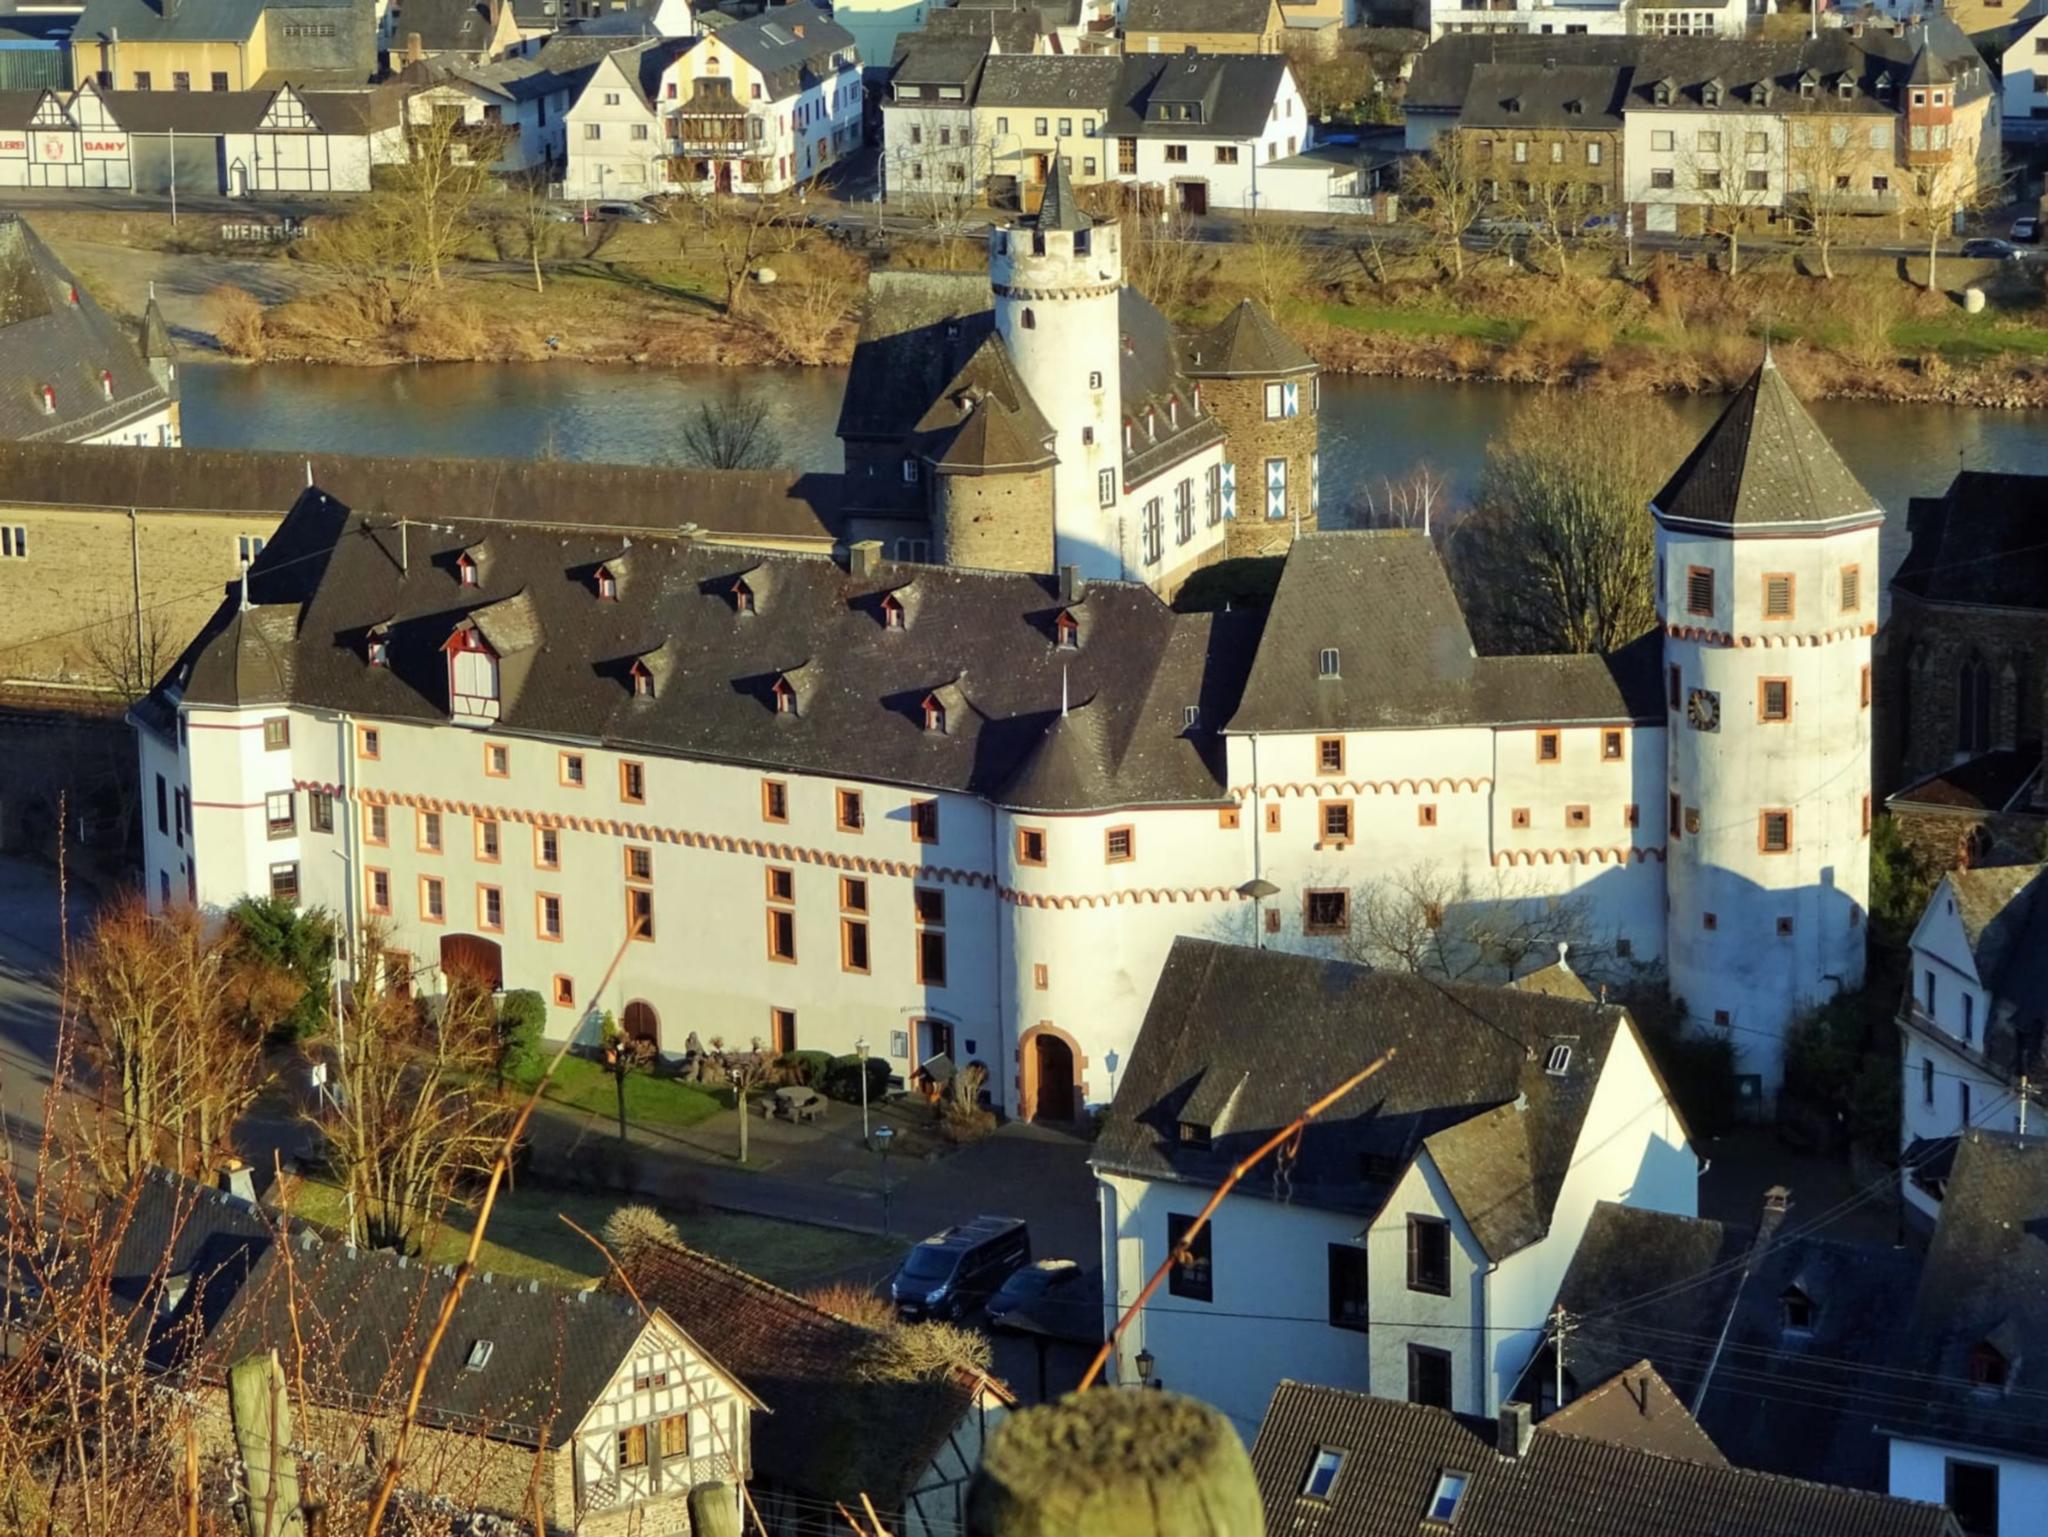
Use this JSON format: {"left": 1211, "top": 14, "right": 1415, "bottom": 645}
{"left": 1650, "top": 355, "right": 1877, "bottom": 532}
{"left": 1179, "top": 298, "right": 1314, "bottom": 379}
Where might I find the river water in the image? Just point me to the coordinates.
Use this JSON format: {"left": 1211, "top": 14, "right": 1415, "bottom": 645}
{"left": 180, "top": 360, "right": 2048, "bottom": 578}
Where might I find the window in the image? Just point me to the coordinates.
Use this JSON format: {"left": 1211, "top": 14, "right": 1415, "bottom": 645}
{"left": 416, "top": 810, "right": 443, "bottom": 854}
{"left": 1302, "top": 1446, "right": 1345, "bottom": 1499}
{"left": 367, "top": 805, "right": 388, "bottom": 846}
{"left": 1946, "top": 1459, "right": 1998, "bottom": 1536}
{"left": 767, "top": 867, "right": 796, "bottom": 961}
{"left": 1651, "top": 168, "right": 1675, "bottom": 189}
{"left": 1408, "top": 1345, "right": 1453, "bottom": 1409}
{"left": 560, "top": 753, "right": 585, "bottom": 787}
{"left": 476, "top": 818, "right": 501, "bottom": 862}
{"left": 1759, "top": 809, "right": 1792, "bottom": 853}
{"left": 1164, "top": 143, "right": 1188, "bottom": 163}
{"left": 308, "top": 790, "right": 334, "bottom": 834}
{"left": 134, "top": 70, "right": 151, "bottom": 89}
{"left": 265, "top": 791, "right": 295, "bottom": 838}
{"left": 618, "top": 1425, "right": 648, "bottom": 1470}
{"left": 624, "top": 845, "right": 653, "bottom": 885}
{"left": 1651, "top": 128, "right": 1674, "bottom": 151}
{"left": 1418, "top": 803, "right": 1439, "bottom": 828}
{"left": 485, "top": 743, "right": 509, "bottom": 777}
{"left": 911, "top": 798, "right": 939, "bottom": 844}
{"left": 1963, "top": 992, "right": 1975, "bottom": 1044}
{"left": 1565, "top": 805, "right": 1590, "bottom": 829}
{"left": 1587, "top": 142, "right": 1602, "bottom": 165}
{"left": 1220, "top": 806, "right": 1240, "bottom": 830}
{"left": 0, "top": 526, "right": 24, "bottom": 559}
{"left": 1105, "top": 826, "right": 1134, "bottom": 863}
{"left": 535, "top": 827, "right": 560, "bottom": 870}
{"left": 478, "top": 885, "right": 503, "bottom": 932}
{"left": 1318, "top": 648, "right": 1340, "bottom": 679}
{"left": 1861, "top": 664, "right": 1872, "bottom": 709}
{"left": 1923, "top": 1057, "right": 1935, "bottom": 1105}
{"left": 1142, "top": 500, "right": 1163, "bottom": 565}
{"left": 1668, "top": 664, "right": 1682, "bottom": 711}
{"left": 263, "top": 716, "right": 291, "bottom": 751}
{"left": 1668, "top": 793, "right": 1682, "bottom": 838}
{"left": 1328, "top": 1245, "right": 1368, "bottom": 1331}
{"left": 762, "top": 779, "right": 789, "bottom": 823}
{"left": 1304, "top": 889, "right": 1349, "bottom": 936}
{"left": 269, "top": 862, "right": 300, "bottom": 905}
{"left": 915, "top": 885, "right": 947, "bottom": 986}
{"left": 1759, "top": 678, "right": 1791, "bottom": 721}
{"left": 583, "top": 122, "right": 600, "bottom": 140}
{"left": 1512, "top": 140, "right": 1528, "bottom": 163}
{"left": 841, "top": 913, "right": 870, "bottom": 974}
{"left": 1840, "top": 564, "right": 1861, "bottom": 612}
{"left": 421, "top": 875, "right": 445, "bottom": 923}
{"left": 1166, "top": 1211, "right": 1212, "bottom": 1301}
{"left": 537, "top": 893, "right": 563, "bottom": 941}
{"left": 366, "top": 868, "right": 391, "bottom": 915}
{"left": 210, "top": 71, "right": 228, "bottom": 91}
{"left": 1511, "top": 807, "right": 1531, "bottom": 829}
{"left": 1536, "top": 730, "right": 1560, "bottom": 763}
{"left": 1426, "top": 1471, "right": 1470, "bottom": 1523}
{"left": 237, "top": 534, "right": 265, "bottom": 565}
{"left": 1745, "top": 169, "right": 1768, "bottom": 192}
{"left": 1321, "top": 802, "right": 1353, "bottom": 845}
{"left": 1961, "top": 1080, "right": 1972, "bottom": 1124}
{"left": 1033, "top": 963, "right": 1049, "bottom": 991}
{"left": 1686, "top": 566, "right": 1714, "bottom": 617}
{"left": 1017, "top": 827, "right": 1047, "bottom": 866}
{"left": 1316, "top": 736, "right": 1345, "bottom": 774}
{"left": 1266, "top": 804, "right": 1282, "bottom": 833}
{"left": 620, "top": 760, "right": 646, "bottom": 803}
{"left": 173, "top": 71, "right": 191, "bottom": 90}
{"left": 1704, "top": 912, "right": 1719, "bottom": 932}
{"left": 1407, "top": 1215, "right": 1451, "bottom": 1295}
{"left": 836, "top": 788, "right": 864, "bottom": 833}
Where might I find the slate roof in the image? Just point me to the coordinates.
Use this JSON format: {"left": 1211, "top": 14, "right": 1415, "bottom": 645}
{"left": 1539, "top": 1360, "right": 1727, "bottom": 1466}
{"left": 616, "top": 1238, "right": 1009, "bottom": 1510}
{"left": 1651, "top": 355, "right": 1879, "bottom": 532}
{"left": 1889, "top": 750, "right": 2040, "bottom": 815}
{"left": 1123, "top": 0, "right": 1274, "bottom": 36}
{"left": 838, "top": 270, "right": 994, "bottom": 444}
{"left": 1934, "top": 865, "right": 2048, "bottom": 1084}
{"left": 1180, "top": 298, "right": 1315, "bottom": 379}
{"left": 1251, "top": 1381, "right": 1960, "bottom": 1537}
{"left": 889, "top": 33, "right": 999, "bottom": 89}
{"left": 973, "top": 50, "right": 1120, "bottom": 109}
{"left": 1895, "top": 472, "right": 2048, "bottom": 611}
{"left": 714, "top": 3, "right": 855, "bottom": 98}
{"left": 0, "top": 440, "right": 844, "bottom": 543}
{"left": 918, "top": 5, "right": 1042, "bottom": 53}
{"left": 1531, "top": 1201, "right": 1923, "bottom": 1491}
{"left": 1225, "top": 532, "right": 1662, "bottom": 734}
{"left": 164, "top": 499, "right": 1259, "bottom": 812}
{"left": 1885, "top": 1132, "right": 2048, "bottom": 1462}
{"left": 912, "top": 331, "right": 1058, "bottom": 475}
{"left": 1459, "top": 59, "right": 1628, "bottom": 130}
{"left": 1035, "top": 153, "right": 1090, "bottom": 231}
{"left": 1106, "top": 51, "right": 1289, "bottom": 141}
{"left": 72, "top": 0, "right": 344, "bottom": 46}
{"left": 1092, "top": 937, "right": 1634, "bottom": 1259}
{"left": 390, "top": 0, "right": 500, "bottom": 53}
{"left": 90, "top": 86, "right": 400, "bottom": 134}
{"left": 0, "top": 214, "right": 174, "bottom": 443}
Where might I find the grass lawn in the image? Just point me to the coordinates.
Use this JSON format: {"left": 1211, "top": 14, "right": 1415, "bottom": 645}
{"left": 1890, "top": 317, "right": 2048, "bottom": 360}
{"left": 511, "top": 1054, "right": 725, "bottom": 1131}
{"left": 285, "top": 1176, "right": 904, "bottom": 1293}
{"left": 1312, "top": 301, "right": 1524, "bottom": 344}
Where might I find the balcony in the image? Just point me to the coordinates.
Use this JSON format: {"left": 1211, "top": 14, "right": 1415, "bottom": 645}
{"left": 668, "top": 113, "right": 770, "bottom": 155}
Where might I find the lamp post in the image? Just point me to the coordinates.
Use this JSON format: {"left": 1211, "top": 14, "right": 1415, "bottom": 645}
{"left": 856, "top": 1036, "right": 871, "bottom": 1146}
{"left": 1134, "top": 1346, "right": 1156, "bottom": 1389}
{"left": 874, "top": 1123, "right": 895, "bottom": 1234}
{"left": 1104, "top": 1048, "right": 1120, "bottom": 1103}
{"left": 1238, "top": 877, "right": 1280, "bottom": 950}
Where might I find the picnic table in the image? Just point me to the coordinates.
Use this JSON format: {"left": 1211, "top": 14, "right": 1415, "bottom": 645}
{"left": 768, "top": 1086, "right": 826, "bottom": 1124}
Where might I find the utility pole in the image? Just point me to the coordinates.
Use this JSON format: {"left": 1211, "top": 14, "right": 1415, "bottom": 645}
{"left": 1552, "top": 1303, "right": 1572, "bottom": 1410}
{"left": 2022, "top": 1076, "right": 2031, "bottom": 1139}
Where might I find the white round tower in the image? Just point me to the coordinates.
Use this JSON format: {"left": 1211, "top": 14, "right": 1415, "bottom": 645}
{"left": 1656, "top": 355, "right": 1880, "bottom": 1100}
{"left": 989, "top": 161, "right": 1124, "bottom": 579}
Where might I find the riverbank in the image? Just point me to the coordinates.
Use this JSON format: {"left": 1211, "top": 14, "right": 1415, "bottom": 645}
{"left": 42, "top": 206, "right": 2048, "bottom": 406}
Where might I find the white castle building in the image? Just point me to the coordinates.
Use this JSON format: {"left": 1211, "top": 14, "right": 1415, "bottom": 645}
{"left": 134, "top": 233, "right": 1875, "bottom": 1117}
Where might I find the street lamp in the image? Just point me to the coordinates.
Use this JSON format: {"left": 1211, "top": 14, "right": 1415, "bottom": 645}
{"left": 1238, "top": 878, "right": 1280, "bottom": 950}
{"left": 1134, "top": 1346, "right": 1156, "bottom": 1388}
{"left": 1104, "top": 1048, "right": 1120, "bottom": 1103}
{"left": 856, "top": 1036, "right": 871, "bottom": 1145}
{"left": 874, "top": 1123, "right": 895, "bottom": 1235}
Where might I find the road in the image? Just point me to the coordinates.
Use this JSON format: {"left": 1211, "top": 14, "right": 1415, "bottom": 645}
{"left": 0, "top": 857, "right": 92, "bottom": 1158}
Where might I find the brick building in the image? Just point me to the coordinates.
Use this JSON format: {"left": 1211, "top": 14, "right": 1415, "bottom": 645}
{"left": 1178, "top": 298, "right": 1321, "bottom": 559}
{"left": 1453, "top": 60, "right": 1627, "bottom": 212}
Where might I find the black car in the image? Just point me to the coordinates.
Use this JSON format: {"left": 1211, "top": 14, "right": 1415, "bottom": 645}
{"left": 985, "top": 1258, "right": 1083, "bottom": 1331}
{"left": 1961, "top": 238, "right": 2021, "bottom": 260}
{"left": 888, "top": 1215, "right": 1029, "bottom": 1321}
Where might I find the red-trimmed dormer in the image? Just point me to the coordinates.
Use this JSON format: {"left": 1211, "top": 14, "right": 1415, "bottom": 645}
{"left": 445, "top": 625, "right": 501, "bottom": 720}
{"left": 99, "top": 370, "right": 113, "bottom": 400}
{"left": 921, "top": 692, "right": 947, "bottom": 733}
{"left": 37, "top": 384, "right": 54, "bottom": 415}
{"left": 456, "top": 550, "right": 482, "bottom": 588}
{"left": 881, "top": 591, "right": 907, "bottom": 630}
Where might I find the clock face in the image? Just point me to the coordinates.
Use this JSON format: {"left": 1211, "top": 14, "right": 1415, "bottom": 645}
{"left": 1687, "top": 688, "right": 1721, "bottom": 733}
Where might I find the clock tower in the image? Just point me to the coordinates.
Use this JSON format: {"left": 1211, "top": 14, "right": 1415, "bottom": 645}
{"left": 1654, "top": 354, "right": 1881, "bottom": 1099}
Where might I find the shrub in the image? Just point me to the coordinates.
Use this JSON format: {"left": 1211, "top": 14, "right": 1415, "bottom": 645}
{"left": 856, "top": 1320, "right": 993, "bottom": 1381}
{"left": 226, "top": 896, "right": 334, "bottom": 1041}
{"left": 602, "top": 1203, "right": 680, "bottom": 1259}
{"left": 497, "top": 988, "right": 548, "bottom": 1086}
{"left": 775, "top": 1049, "right": 835, "bottom": 1087}
{"left": 1784, "top": 994, "right": 1899, "bottom": 1153}
{"left": 211, "top": 283, "right": 267, "bottom": 359}
{"left": 803, "top": 1281, "right": 896, "bottom": 1331}
{"left": 822, "top": 1052, "right": 892, "bottom": 1105}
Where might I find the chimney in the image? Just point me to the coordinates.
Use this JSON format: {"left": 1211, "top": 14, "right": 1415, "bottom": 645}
{"left": 792, "top": 20, "right": 804, "bottom": 34}
{"left": 218, "top": 1158, "right": 256, "bottom": 1205}
{"left": 1059, "top": 563, "right": 1086, "bottom": 603}
{"left": 406, "top": 30, "right": 424, "bottom": 62}
{"left": 1498, "top": 1401, "right": 1534, "bottom": 1458}
{"left": 849, "top": 538, "right": 883, "bottom": 578}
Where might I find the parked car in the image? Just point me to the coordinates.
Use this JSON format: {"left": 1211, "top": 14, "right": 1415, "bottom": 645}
{"left": 1580, "top": 213, "right": 1619, "bottom": 232}
{"left": 1473, "top": 216, "right": 1541, "bottom": 239}
{"left": 2013, "top": 215, "right": 2040, "bottom": 244}
{"left": 985, "top": 1257, "right": 1083, "bottom": 1331}
{"left": 1961, "top": 237, "right": 2021, "bottom": 260}
{"left": 888, "top": 1216, "right": 1030, "bottom": 1321}
{"left": 595, "top": 201, "right": 658, "bottom": 224}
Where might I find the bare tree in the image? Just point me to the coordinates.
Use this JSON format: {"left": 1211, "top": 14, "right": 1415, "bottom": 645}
{"left": 894, "top": 109, "right": 993, "bottom": 235}
{"left": 1897, "top": 138, "right": 2002, "bottom": 293}
{"left": 676, "top": 384, "right": 783, "bottom": 469}
{"left": 309, "top": 942, "right": 509, "bottom": 1253}
{"left": 1449, "top": 390, "right": 1675, "bottom": 655}
{"left": 66, "top": 895, "right": 283, "bottom": 1183}
{"left": 1340, "top": 863, "right": 1604, "bottom": 983}
{"left": 80, "top": 601, "right": 179, "bottom": 703}
{"left": 1123, "top": 200, "right": 1209, "bottom": 314}
{"left": 1784, "top": 109, "right": 1888, "bottom": 281}
{"left": 1676, "top": 125, "right": 1775, "bottom": 277}
{"left": 1351, "top": 463, "right": 1450, "bottom": 536}
{"left": 1402, "top": 135, "right": 1487, "bottom": 281}
{"left": 686, "top": 182, "right": 806, "bottom": 315}
{"left": 503, "top": 170, "right": 558, "bottom": 295}
{"left": 1244, "top": 213, "right": 1309, "bottom": 316}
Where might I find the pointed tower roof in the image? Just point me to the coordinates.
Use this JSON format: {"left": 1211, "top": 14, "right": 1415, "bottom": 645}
{"left": 140, "top": 293, "right": 174, "bottom": 362}
{"left": 1181, "top": 298, "right": 1314, "bottom": 379}
{"left": 1906, "top": 29, "right": 1951, "bottom": 86}
{"left": 1650, "top": 355, "right": 1877, "bottom": 532}
{"left": 1035, "top": 156, "right": 1092, "bottom": 233}
{"left": 998, "top": 699, "right": 1119, "bottom": 812}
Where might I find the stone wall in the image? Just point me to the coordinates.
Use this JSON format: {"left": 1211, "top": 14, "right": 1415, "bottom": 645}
{"left": 1888, "top": 803, "right": 2047, "bottom": 874}
{"left": 1198, "top": 375, "right": 1319, "bottom": 559}
{"left": 932, "top": 467, "right": 1056, "bottom": 573}
{"left": 1876, "top": 592, "right": 2048, "bottom": 797}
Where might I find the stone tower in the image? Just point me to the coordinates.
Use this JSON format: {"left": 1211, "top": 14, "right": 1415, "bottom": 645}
{"left": 1180, "top": 297, "right": 1320, "bottom": 560}
{"left": 988, "top": 159, "right": 1124, "bottom": 579}
{"left": 1655, "top": 354, "right": 1881, "bottom": 1098}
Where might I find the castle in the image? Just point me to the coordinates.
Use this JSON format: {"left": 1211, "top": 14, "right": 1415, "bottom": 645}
{"left": 135, "top": 184, "right": 1877, "bottom": 1118}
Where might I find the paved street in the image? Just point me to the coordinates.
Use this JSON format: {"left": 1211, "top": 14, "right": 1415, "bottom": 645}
{"left": 0, "top": 855, "right": 94, "bottom": 1154}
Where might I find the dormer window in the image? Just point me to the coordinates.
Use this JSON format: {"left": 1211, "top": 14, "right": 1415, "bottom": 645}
{"left": 100, "top": 370, "right": 114, "bottom": 400}
{"left": 630, "top": 660, "right": 656, "bottom": 698}
{"left": 37, "top": 384, "right": 54, "bottom": 415}
{"left": 1837, "top": 78, "right": 1855, "bottom": 99}
{"left": 367, "top": 629, "right": 390, "bottom": 668}
{"left": 1123, "top": 421, "right": 1133, "bottom": 452}
{"left": 1801, "top": 74, "right": 1818, "bottom": 98}
{"left": 882, "top": 592, "right": 906, "bottom": 630}
{"left": 1564, "top": 98, "right": 1583, "bottom": 115}
{"left": 1652, "top": 79, "right": 1673, "bottom": 105}
{"left": 1782, "top": 1287, "right": 1814, "bottom": 1332}
{"left": 445, "top": 626, "right": 500, "bottom": 721}
{"left": 456, "top": 552, "right": 480, "bottom": 587}
{"left": 1701, "top": 81, "right": 1721, "bottom": 106}
{"left": 1318, "top": 647, "right": 1340, "bottom": 679}
{"left": 1192, "top": 383, "right": 1202, "bottom": 414}
{"left": 1969, "top": 1341, "right": 2010, "bottom": 1390}
{"left": 1543, "top": 1043, "right": 1572, "bottom": 1076}
{"left": 596, "top": 567, "right": 619, "bottom": 601}
{"left": 922, "top": 693, "right": 946, "bottom": 733}
{"left": 733, "top": 578, "right": 756, "bottom": 615}
{"left": 1178, "top": 1119, "right": 1211, "bottom": 1149}
{"left": 1876, "top": 72, "right": 1893, "bottom": 94}
{"left": 1055, "top": 610, "right": 1080, "bottom": 650}
{"left": 771, "top": 675, "right": 797, "bottom": 714}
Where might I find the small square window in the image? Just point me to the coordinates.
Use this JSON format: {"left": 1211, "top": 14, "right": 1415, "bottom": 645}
{"left": 367, "top": 805, "right": 389, "bottom": 846}
{"left": 418, "top": 810, "right": 443, "bottom": 852}
{"left": 479, "top": 885, "right": 503, "bottom": 932}
{"left": 1565, "top": 805, "right": 1590, "bottom": 829}
{"left": 1265, "top": 804, "right": 1282, "bottom": 833}
{"left": 620, "top": 760, "right": 646, "bottom": 803}
{"left": 840, "top": 875, "right": 868, "bottom": 914}
{"left": 1760, "top": 809, "right": 1792, "bottom": 853}
{"left": 762, "top": 779, "right": 789, "bottom": 823}
{"left": 1602, "top": 729, "right": 1623, "bottom": 760}
{"left": 1760, "top": 678, "right": 1791, "bottom": 722}
{"left": 1536, "top": 731, "right": 1560, "bottom": 763}
{"left": 836, "top": 788, "right": 865, "bottom": 833}
{"left": 537, "top": 893, "right": 564, "bottom": 940}
{"left": 1017, "top": 827, "right": 1047, "bottom": 866}
{"left": 1511, "top": 807, "right": 1530, "bottom": 829}
{"left": 1762, "top": 572, "right": 1795, "bottom": 620}
{"left": 1304, "top": 888, "right": 1350, "bottom": 935}
{"left": 1777, "top": 916, "right": 1795, "bottom": 937}
{"left": 475, "top": 818, "right": 500, "bottom": 862}
{"left": 1219, "top": 805, "right": 1241, "bottom": 829}
{"left": 552, "top": 974, "right": 575, "bottom": 1007}
{"left": 625, "top": 845, "right": 653, "bottom": 883}
{"left": 535, "top": 827, "right": 560, "bottom": 869}
{"left": 1704, "top": 912, "right": 1719, "bottom": 931}
{"left": 1686, "top": 566, "right": 1715, "bottom": 617}
{"left": 911, "top": 798, "right": 940, "bottom": 844}
{"left": 1316, "top": 736, "right": 1345, "bottom": 774}
{"left": 1322, "top": 802, "right": 1353, "bottom": 844}
{"left": 1105, "top": 826, "right": 1135, "bottom": 863}
{"left": 1033, "top": 963, "right": 1049, "bottom": 990}
{"left": 485, "top": 743, "right": 509, "bottom": 777}
{"left": 1426, "top": 1470, "right": 1470, "bottom": 1523}
{"left": 358, "top": 725, "right": 381, "bottom": 760}
{"left": 767, "top": 867, "right": 795, "bottom": 903}
{"left": 263, "top": 716, "right": 290, "bottom": 751}
{"left": 1714, "top": 1008, "right": 1732, "bottom": 1029}
{"left": 1302, "top": 1447, "right": 1345, "bottom": 1500}
{"left": 560, "top": 753, "right": 585, "bottom": 787}
{"left": 1417, "top": 803, "right": 1438, "bottom": 828}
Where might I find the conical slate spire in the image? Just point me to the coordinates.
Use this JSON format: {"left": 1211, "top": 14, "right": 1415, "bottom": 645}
{"left": 1650, "top": 353, "right": 1876, "bottom": 530}
{"left": 1035, "top": 156, "right": 1092, "bottom": 233}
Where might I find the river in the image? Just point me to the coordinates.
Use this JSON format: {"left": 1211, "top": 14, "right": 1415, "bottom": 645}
{"left": 180, "top": 361, "right": 2048, "bottom": 579}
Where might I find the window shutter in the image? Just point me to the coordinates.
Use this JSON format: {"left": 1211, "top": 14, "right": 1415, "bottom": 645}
{"left": 1406, "top": 1218, "right": 1419, "bottom": 1283}
{"left": 1219, "top": 461, "right": 1236, "bottom": 520}
{"left": 1311, "top": 451, "right": 1320, "bottom": 515}
{"left": 1266, "top": 458, "right": 1287, "bottom": 520}
{"left": 1283, "top": 380, "right": 1299, "bottom": 417}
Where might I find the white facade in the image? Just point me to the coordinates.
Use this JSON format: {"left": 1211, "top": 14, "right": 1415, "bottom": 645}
{"left": 1427, "top": 0, "right": 1763, "bottom": 39}
{"left": 562, "top": 47, "right": 674, "bottom": 197}
{"left": 1888, "top": 1437, "right": 2048, "bottom": 1537}
{"left": 1624, "top": 104, "right": 1789, "bottom": 232}
{"left": 2003, "top": 14, "right": 2048, "bottom": 123}
{"left": 1098, "top": 1016, "right": 1694, "bottom": 1434}
{"left": 835, "top": 0, "right": 929, "bottom": 75}
{"left": 405, "top": 75, "right": 567, "bottom": 173}
{"left": 0, "top": 85, "right": 133, "bottom": 189}
{"left": 1125, "top": 68, "right": 1314, "bottom": 214}
{"left": 77, "top": 397, "right": 180, "bottom": 448}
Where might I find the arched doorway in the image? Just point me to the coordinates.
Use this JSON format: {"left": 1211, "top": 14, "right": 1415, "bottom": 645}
{"left": 1023, "top": 1029, "right": 1078, "bottom": 1123}
{"left": 439, "top": 933, "right": 502, "bottom": 992}
{"left": 622, "top": 999, "right": 660, "bottom": 1050}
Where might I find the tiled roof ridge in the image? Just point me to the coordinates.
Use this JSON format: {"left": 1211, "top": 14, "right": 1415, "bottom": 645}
{"left": 640, "top": 1235, "right": 879, "bottom": 1333}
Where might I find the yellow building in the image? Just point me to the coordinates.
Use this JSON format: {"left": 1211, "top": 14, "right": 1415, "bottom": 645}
{"left": 1122, "top": 0, "right": 1286, "bottom": 55}
{"left": 71, "top": 0, "right": 373, "bottom": 93}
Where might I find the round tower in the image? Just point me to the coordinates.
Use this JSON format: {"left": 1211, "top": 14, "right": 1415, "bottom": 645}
{"left": 1657, "top": 354, "right": 1881, "bottom": 1101}
{"left": 989, "top": 160, "right": 1124, "bottom": 580}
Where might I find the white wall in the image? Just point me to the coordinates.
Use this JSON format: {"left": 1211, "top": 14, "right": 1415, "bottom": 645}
{"left": 1625, "top": 107, "right": 1789, "bottom": 219}
{"left": 836, "top": 0, "right": 928, "bottom": 76}
{"left": 80, "top": 399, "right": 180, "bottom": 447}
{"left": 1127, "top": 67, "right": 1312, "bottom": 215}
{"left": 2003, "top": 17, "right": 2048, "bottom": 122}
{"left": 1889, "top": 1437, "right": 2048, "bottom": 1537}
{"left": 563, "top": 54, "right": 668, "bottom": 198}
